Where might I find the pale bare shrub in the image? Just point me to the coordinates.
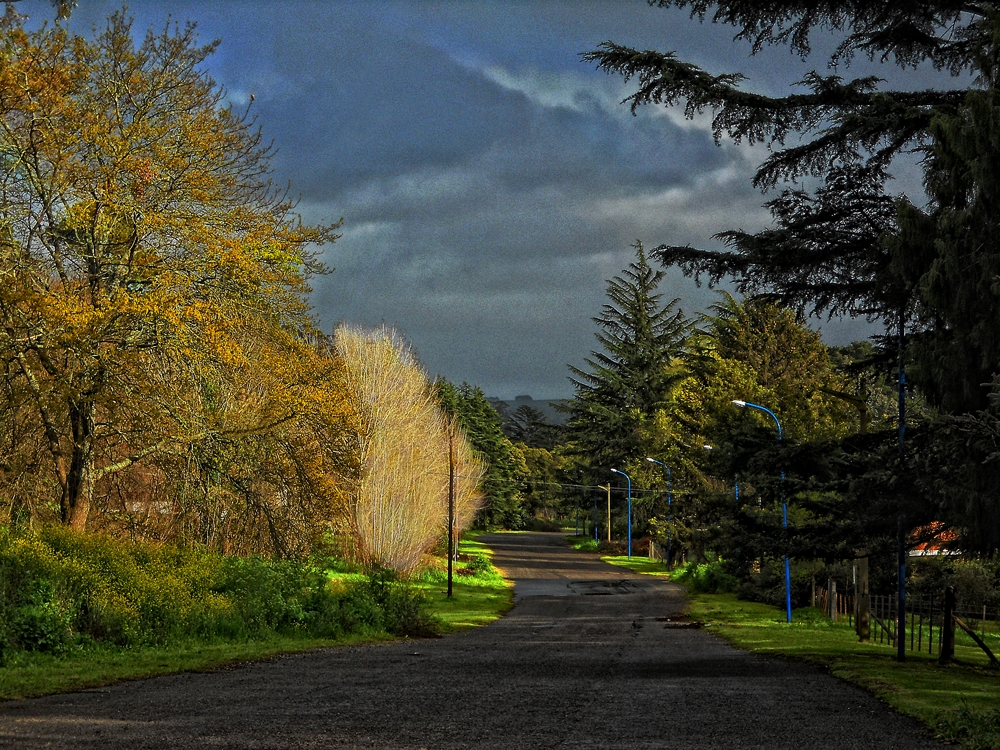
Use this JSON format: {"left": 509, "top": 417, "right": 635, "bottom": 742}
{"left": 335, "top": 325, "right": 483, "bottom": 572}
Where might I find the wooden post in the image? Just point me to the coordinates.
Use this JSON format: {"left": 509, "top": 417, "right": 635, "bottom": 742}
{"left": 601, "top": 484, "right": 611, "bottom": 544}
{"left": 829, "top": 579, "right": 837, "bottom": 622}
{"left": 858, "top": 557, "right": 870, "bottom": 643}
{"left": 447, "top": 431, "right": 455, "bottom": 599}
{"left": 939, "top": 585, "right": 956, "bottom": 664}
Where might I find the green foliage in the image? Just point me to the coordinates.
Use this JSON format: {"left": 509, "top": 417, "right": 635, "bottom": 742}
{"left": 908, "top": 556, "right": 1000, "bottom": 610}
{"left": 567, "top": 536, "right": 599, "bottom": 552}
{"left": 354, "top": 568, "right": 439, "bottom": 637}
{"left": 437, "top": 381, "right": 527, "bottom": 529}
{"left": 504, "top": 405, "right": 564, "bottom": 450}
{"left": 732, "top": 560, "right": 814, "bottom": 609}
{"left": 670, "top": 559, "right": 738, "bottom": 594}
{"left": 566, "top": 242, "right": 689, "bottom": 480}
{"left": 0, "top": 526, "right": 437, "bottom": 660}
{"left": 466, "top": 553, "right": 499, "bottom": 578}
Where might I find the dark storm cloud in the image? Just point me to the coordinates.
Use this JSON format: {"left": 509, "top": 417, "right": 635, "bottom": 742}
{"left": 22, "top": 0, "right": 890, "bottom": 398}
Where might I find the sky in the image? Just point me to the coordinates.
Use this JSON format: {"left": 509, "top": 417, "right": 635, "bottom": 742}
{"left": 27, "top": 1, "right": 952, "bottom": 399}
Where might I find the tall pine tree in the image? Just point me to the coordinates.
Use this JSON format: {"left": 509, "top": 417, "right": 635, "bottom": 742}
{"left": 566, "top": 243, "right": 689, "bottom": 476}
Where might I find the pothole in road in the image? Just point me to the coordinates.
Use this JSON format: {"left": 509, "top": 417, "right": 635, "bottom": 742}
{"left": 656, "top": 616, "right": 703, "bottom": 629}
{"left": 569, "top": 580, "right": 636, "bottom": 595}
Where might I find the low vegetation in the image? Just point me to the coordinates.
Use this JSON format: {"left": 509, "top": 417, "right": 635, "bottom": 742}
{"left": 0, "top": 527, "right": 511, "bottom": 700}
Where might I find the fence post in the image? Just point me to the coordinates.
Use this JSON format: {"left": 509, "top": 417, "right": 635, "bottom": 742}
{"left": 829, "top": 580, "right": 837, "bottom": 622}
{"left": 857, "top": 557, "right": 870, "bottom": 642}
{"left": 939, "top": 585, "right": 956, "bottom": 665}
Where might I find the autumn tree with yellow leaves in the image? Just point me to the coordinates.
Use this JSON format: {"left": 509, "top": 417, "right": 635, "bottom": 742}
{"left": 0, "top": 11, "right": 340, "bottom": 532}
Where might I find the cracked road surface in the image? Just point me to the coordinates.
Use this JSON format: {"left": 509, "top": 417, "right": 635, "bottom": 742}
{"left": 0, "top": 532, "right": 943, "bottom": 748}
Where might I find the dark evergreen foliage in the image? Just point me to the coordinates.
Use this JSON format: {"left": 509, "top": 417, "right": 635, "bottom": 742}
{"left": 504, "top": 405, "right": 564, "bottom": 451}
{"left": 584, "top": 2, "right": 997, "bottom": 414}
{"left": 436, "top": 381, "right": 526, "bottom": 529}
{"left": 584, "top": 2, "right": 1000, "bottom": 558}
{"left": 566, "top": 242, "right": 689, "bottom": 475}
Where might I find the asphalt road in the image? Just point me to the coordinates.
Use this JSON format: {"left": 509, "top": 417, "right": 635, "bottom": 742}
{"left": 0, "top": 532, "right": 943, "bottom": 749}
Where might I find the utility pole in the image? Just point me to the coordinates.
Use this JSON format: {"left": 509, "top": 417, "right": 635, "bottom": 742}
{"left": 448, "top": 430, "right": 455, "bottom": 599}
{"left": 599, "top": 484, "right": 611, "bottom": 543}
{"left": 897, "top": 312, "right": 907, "bottom": 662}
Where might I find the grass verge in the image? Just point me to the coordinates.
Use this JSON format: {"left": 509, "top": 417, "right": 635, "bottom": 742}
{"left": 564, "top": 536, "right": 670, "bottom": 576}
{"left": 600, "top": 554, "right": 669, "bottom": 576}
{"left": 688, "top": 594, "right": 1000, "bottom": 749}
{"left": 414, "top": 536, "right": 514, "bottom": 633}
{"left": 0, "top": 632, "right": 393, "bottom": 701}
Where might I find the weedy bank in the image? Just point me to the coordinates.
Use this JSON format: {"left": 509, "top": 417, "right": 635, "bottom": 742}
{"left": 0, "top": 527, "right": 510, "bottom": 699}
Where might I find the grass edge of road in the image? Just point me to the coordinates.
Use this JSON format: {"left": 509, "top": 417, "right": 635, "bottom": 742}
{"left": 565, "top": 535, "right": 670, "bottom": 576}
{"left": 0, "top": 537, "right": 513, "bottom": 702}
{"left": 594, "top": 552, "right": 1000, "bottom": 750}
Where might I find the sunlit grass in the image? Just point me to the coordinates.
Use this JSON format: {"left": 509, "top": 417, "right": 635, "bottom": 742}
{"left": 565, "top": 535, "right": 598, "bottom": 552}
{"left": 415, "top": 535, "right": 514, "bottom": 632}
{"left": 600, "top": 554, "right": 669, "bottom": 576}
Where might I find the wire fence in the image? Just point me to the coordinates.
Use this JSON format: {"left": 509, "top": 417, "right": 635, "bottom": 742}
{"left": 815, "top": 585, "right": 999, "bottom": 659}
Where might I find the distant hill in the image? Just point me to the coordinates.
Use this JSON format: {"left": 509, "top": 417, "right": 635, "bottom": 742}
{"left": 486, "top": 395, "right": 569, "bottom": 425}
{"left": 486, "top": 396, "right": 569, "bottom": 425}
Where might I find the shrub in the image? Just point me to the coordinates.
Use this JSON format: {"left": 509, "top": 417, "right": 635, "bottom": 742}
{"left": 0, "top": 525, "right": 438, "bottom": 658}
{"left": 466, "top": 553, "right": 499, "bottom": 578}
{"left": 671, "top": 559, "right": 739, "bottom": 594}
{"left": 734, "top": 561, "right": 813, "bottom": 608}
{"left": 355, "top": 568, "right": 439, "bottom": 637}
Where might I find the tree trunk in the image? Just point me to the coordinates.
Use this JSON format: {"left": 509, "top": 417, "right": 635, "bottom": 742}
{"left": 857, "top": 556, "right": 871, "bottom": 643}
{"left": 61, "top": 399, "right": 95, "bottom": 530}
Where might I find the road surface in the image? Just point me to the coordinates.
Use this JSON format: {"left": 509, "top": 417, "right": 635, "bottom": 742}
{"left": 0, "top": 532, "right": 942, "bottom": 748}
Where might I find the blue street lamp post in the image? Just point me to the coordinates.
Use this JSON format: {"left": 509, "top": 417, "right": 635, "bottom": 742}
{"left": 645, "top": 457, "right": 671, "bottom": 569}
{"left": 733, "top": 399, "right": 792, "bottom": 624}
{"left": 610, "top": 468, "right": 632, "bottom": 559}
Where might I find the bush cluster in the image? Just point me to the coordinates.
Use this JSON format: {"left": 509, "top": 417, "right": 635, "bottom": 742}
{"left": 670, "top": 559, "right": 739, "bottom": 595}
{"left": 0, "top": 526, "right": 436, "bottom": 661}
{"left": 732, "top": 561, "right": 814, "bottom": 608}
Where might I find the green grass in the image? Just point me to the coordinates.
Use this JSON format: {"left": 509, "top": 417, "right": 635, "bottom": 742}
{"left": 0, "top": 633, "right": 394, "bottom": 701}
{"left": 414, "top": 536, "right": 514, "bottom": 632}
{"left": 687, "top": 593, "right": 1000, "bottom": 749}
{"left": 0, "top": 536, "right": 513, "bottom": 701}
{"left": 601, "top": 554, "right": 669, "bottom": 576}
{"left": 566, "top": 535, "right": 599, "bottom": 552}
{"left": 564, "top": 536, "right": 670, "bottom": 575}
{"left": 416, "top": 578, "right": 513, "bottom": 632}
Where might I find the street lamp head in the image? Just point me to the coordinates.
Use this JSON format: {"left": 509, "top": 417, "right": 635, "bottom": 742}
{"left": 703, "top": 444, "right": 714, "bottom": 450}
{"left": 645, "top": 457, "right": 656, "bottom": 463}
{"left": 610, "top": 468, "right": 620, "bottom": 475}
{"left": 732, "top": 399, "right": 746, "bottom": 407}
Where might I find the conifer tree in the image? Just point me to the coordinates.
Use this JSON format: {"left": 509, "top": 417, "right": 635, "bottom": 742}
{"left": 583, "top": 2, "right": 997, "bottom": 414}
{"left": 437, "top": 381, "right": 527, "bottom": 529}
{"left": 566, "top": 243, "right": 689, "bottom": 476}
